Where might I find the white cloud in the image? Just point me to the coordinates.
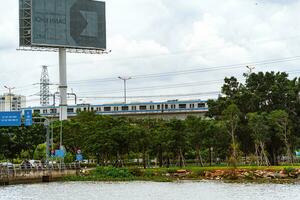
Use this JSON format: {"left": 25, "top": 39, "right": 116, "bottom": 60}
{"left": 1, "top": 0, "right": 300, "bottom": 106}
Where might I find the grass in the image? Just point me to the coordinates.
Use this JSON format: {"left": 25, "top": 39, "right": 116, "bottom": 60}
{"left": 61, "top": 165, "right": 300, "bottom": 183}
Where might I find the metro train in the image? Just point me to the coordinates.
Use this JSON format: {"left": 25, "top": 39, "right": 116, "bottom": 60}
{"left": 23, "top": 99, "right": 209, "bottom": 117}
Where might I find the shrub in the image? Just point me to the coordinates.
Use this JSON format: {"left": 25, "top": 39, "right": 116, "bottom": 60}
{"left": 129, "top": 168, "right": 144, "bottom": 176}
{"left": 195, "top": 169, "right": 205, "bottom": 177}
{"left": 93, "top": 167, "right": 133, "bottom": 178}
{"left": 166, "top": 169, "right": 177, "bottom": 174}
{"left": 284, "top": 167, "right": 296, "bottom": 174}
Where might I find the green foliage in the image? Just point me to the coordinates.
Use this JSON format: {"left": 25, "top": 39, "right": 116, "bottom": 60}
{"left": 92, "top": 167, "right": 133, "bottom": 178}
{"left": 2, "top": 71, "right": 300, "bottom": 168}
{"left": 64, "top": 152, "right": 74, "bottom": 163}
{"left": 283, "top": 167, "right": 296, "bottom": 174}
{"left": 33, "top": 143, "right": 46, "bottom": 160}
{"left": 129, "top": 168, "right": 144, "bottom": 176}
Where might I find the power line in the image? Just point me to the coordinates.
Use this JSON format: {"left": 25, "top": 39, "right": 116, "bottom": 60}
{"left": 68, "top": 55, "right": 300, "bottom": 85}
{"left": 78, "top": 91, "right": 221, "bottom": 100}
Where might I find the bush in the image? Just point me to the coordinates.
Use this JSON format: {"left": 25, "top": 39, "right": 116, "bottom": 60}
{"left": 129, "top": 168, "right": 144, "bottom": 176}
{"left": 144, "top": 170, "right": 155, "bottom": 177}
{"left": 284, "top": 167, "right": 296, "bottom": 174}
{"left": 166, "top": 169, "right": 177, "bottom": 174}
{"left": 80, "top": 163, "right": 97, "bottom": 168}
{"left": 195, "top": 169, "right": 205, "bottom": 177}
{"left": 93, "top": 167, "right": 133, "bottom": 178}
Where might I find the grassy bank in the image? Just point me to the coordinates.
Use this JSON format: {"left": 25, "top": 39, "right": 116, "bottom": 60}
{"left": 62, "top": 165, "right": 300, "bottom": 183}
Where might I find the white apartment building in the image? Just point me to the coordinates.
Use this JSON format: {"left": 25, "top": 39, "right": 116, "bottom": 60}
{"left": 0, "top": 93, "right": 26, "bottom": 111}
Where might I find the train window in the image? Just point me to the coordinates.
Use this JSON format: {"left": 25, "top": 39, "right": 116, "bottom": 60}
{"left": 114, "top": 107, "right": 119, "bottom": 111}
{"left": 150, "top": 105, "right": 155, "bottom": 110}
{"left": 43, "top": 109, "right": 47, "bottom": 114}
{"left": 179, "top": 104, "right": 186, "bottom": 109}
{"left": 132, "top": 106, "right": 137, "bottom": 110}
{"left": 83, "top": 108, "right": 87, "bottom": 111}
{"left": 91, "top": 107, "right": 94, "bottom": 111}
{"left": 34, "top": 109, "right": 40, "bottom": 114}
{"left": 104, "top": 107, "right": 111, "bottom": 112}
{"left": 190, "top": 104, "right": 195, "bottom": 108}
{"left": 50, "top": 109, "right": 57, "bottom": 114}
{"left": 139, "top": 105, "right": 147, "bottom": 110}
{"left": 157, "top": 105, "right": 161, "bottom": 110}
{"left": 67, "top": 108, "right": 74, "bottom": 113}
{"left": 122, "top": 106, "right": 129, "bottom": 111}
{"left": 165, "top": 104, "right": 168, "bottom": 109}
{"left": 198, "top": 103, "right": 206, "bottom": 108}
{"left": 171, "top": 104, "right": 176, "bottom": 109}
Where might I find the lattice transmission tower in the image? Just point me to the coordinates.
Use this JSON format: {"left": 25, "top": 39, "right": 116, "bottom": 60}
{"left": 40, "top": 65, "right": 50, "bottom": 106}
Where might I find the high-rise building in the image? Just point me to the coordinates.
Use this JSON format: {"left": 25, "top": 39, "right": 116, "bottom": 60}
{"left": 0, "top": 93, "right": 26, "bottom": 111}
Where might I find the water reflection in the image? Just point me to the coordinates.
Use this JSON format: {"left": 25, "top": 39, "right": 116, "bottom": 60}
{"left": 0, "top": 181, "right": 300, "bottom": 200}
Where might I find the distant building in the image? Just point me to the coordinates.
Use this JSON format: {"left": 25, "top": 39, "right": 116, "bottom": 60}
{"left": 0, "top": 93, "right": 26, "bottom": 111}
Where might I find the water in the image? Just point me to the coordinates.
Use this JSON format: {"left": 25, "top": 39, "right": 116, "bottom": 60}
{"left": 0, "top": 181, "right": 300, "bottom": 200}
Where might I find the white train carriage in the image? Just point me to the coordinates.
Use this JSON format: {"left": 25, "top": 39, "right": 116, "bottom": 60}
{"left": 23, "top": 99, "right": 208, "bottom": 117}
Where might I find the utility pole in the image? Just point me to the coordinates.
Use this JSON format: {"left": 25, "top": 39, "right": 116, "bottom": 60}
{"left": 246, "top": 66, "right": 255, "bottom": 76}
{"left": 118, "top": 76, "right": 131, "bottom": 104}
{"left": 4, "top": 86, "right": 15, "bottom": 111}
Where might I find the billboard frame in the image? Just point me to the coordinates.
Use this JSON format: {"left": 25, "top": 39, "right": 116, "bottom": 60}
{"left": 18, "top": 0, "right": 109, "bottom": 123}
{"left": 19, "top": 0, "right": 107, "bottom": 53}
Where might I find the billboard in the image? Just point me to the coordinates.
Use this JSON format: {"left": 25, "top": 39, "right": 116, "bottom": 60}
{"left": 19, "top": 0, "right": 106, "bottom": 50}
{"left": 0, "top": 111, "right": 22, "bottom": 127}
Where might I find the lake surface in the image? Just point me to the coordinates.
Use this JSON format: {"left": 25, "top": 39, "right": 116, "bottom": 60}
{"left": 0, "top": 181, "right": 300, "bottom": 200}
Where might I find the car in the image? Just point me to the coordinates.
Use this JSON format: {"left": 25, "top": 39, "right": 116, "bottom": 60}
{"left": 0, "top": 162, "right": 14, "bottom": 168}
{"left": 29, "top": 160, "right": 43, "bottom": 168}
{"left": 0, "top": 162, "right": 14, "bottom": 173}
{"left": 20, "top": 160, "right": 33, "bottom": 169}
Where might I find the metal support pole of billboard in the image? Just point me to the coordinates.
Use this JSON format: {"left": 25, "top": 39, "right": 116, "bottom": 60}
{"left": 44, "top": 120, "right": 50, "bottom": 164}
{"left": 59, "top": 48, "right": 68, "bottom": 121}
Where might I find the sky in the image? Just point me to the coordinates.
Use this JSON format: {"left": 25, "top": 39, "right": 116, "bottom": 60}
{"left": 1, "top": 0, "right": 300, "bottom": 106}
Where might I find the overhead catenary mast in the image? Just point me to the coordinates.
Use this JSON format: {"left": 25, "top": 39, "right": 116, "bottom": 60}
{"left": 40, "top": 65, "right": 50, "bottom": 106}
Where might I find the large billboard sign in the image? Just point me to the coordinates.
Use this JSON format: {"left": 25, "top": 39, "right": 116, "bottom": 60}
{"left": 19, "top": 0, "right": 106, "bottom": 50}
{"left": 0, "top": 112, "right": 22, "bottom": 127}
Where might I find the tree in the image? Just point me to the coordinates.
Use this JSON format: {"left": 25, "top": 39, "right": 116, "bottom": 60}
{"left": 185, "top": 116, "right": 206, "bottom": 166}
{"left": 33, "top": 143, "right": 46, "bottom": 160}
{"left": 268, "top": 110, "right": 293, "bottom": 164}
{"left": 247, "top": 112, "right": 270, "bottom": 166}
{"left": 168, "top": 119, "right": 188, "bottom": 167}
{"left": 222, "top": 103, "right": 241, "bottom": 164}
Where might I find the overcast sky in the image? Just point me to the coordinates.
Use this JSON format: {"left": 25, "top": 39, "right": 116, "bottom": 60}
{"left": 1, "top": 0, "right": 300, "bottom": 106}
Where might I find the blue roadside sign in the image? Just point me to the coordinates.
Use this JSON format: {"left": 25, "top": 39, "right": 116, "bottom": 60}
{"left": 0, "top": 111, "right": 22, "bottom": 127}
{"left": 24, "top": 110, "right": 33, "bottom": 126}
{"left": 55, "top": 150, "right": 65, "bottom": 158}
{"left": 76, "top": 154, "right": 83, "bottom": 161}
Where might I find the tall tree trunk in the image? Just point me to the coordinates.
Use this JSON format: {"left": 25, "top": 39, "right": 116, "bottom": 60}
{"left": 166, "top": 156, "right": 170, "bottom": 168}
{"left": 254, "top": 143, "right": 260, "bottom": 166}
{"left": 196, "top": 146, "right": 204, "bottom": 167}
{"left": 142, "top": 148, "right": 147, "bottom": 169}
{"left": 230, "top": 129, "right": 237, "bottom": 160}
{"left": 178, "top": 148, "right": 185, "bottom": 167}
{"left": 260, "top": 142, "right": 270, "bottom": 166}
{"left": 158, "top": 145, "right": 163, "bottom": 167}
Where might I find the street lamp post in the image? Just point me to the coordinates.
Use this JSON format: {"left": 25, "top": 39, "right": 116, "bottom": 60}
{"left": 118, "top": 76, "right": 131, "bottom": 104}
{"left": 4, "top": 86, "right": 15, "bottom": 111}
